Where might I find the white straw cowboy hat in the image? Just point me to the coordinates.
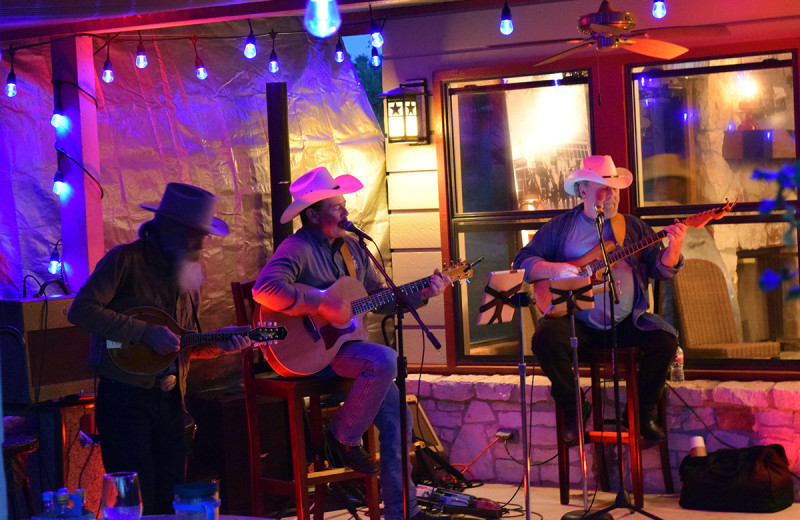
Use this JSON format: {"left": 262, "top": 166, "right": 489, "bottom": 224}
{"left": 564, "top": 155, "right": 633, "bottom": 196}
{"left": 280, "top": 166, "right": 363, "bottom": 224}
{"left": 140, "top": 182, "right": 229, "bottom": 236}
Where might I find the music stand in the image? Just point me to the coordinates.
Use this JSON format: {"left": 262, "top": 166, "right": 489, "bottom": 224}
{"left": 476, "top": 269, "right": 531, "bottom": 520}
{"left": 546, "top": 277, "right": 612, "bottom": 520}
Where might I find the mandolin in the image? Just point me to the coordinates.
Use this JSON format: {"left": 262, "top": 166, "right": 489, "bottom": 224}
{"left": 108, "top": 306, "right": 286, "bottom": 375}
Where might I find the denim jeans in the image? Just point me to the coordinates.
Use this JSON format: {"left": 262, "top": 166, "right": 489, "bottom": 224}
{"left": 329, "top": 341, "right": 417, "bottom": 520}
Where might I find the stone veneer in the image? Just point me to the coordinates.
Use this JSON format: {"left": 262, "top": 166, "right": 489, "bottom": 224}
{"left": 406, "top": 374, "right": 800, "bottom": 501}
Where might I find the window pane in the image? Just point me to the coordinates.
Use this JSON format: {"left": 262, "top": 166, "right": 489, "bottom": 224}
{"left": 449, "top": 71, "right": 592, "bottom": 214}
{"left": 632, "top": 53, "right": 796, "bottom": 207}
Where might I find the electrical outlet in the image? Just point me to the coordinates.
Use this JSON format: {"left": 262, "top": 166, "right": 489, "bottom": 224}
{"left": 495, "top": 428, "right": 517, "bottom": 441}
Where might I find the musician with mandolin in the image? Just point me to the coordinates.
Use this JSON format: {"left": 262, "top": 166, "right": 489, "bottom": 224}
{"left": 513, "top": 155, "right": 690, "bottom": 446}
{"left": 252, "top": 166, "right": 458, "bottom": 520}
{"left": 67, "top": 183, "right": 253, "bottom": 514}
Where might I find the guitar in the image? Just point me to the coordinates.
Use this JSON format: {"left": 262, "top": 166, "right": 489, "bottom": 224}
{"left": 534, "top": 199, "right": 737, "bottom": 316}
{"left": 254, "top": 258, "right": 481, "bottom": 377}
{"left": 108, "top": 306, "right": 287, "bottom": 375}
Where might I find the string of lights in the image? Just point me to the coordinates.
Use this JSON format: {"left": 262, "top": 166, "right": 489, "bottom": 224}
{"left": 1, "top": 16, "right": 387, "bottom": 99}
{"left": 54, "top": 145, "right": 105, "bottom": 199}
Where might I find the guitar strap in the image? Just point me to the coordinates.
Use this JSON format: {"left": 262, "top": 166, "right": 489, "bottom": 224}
{"left": 610, "top": 213, "right": 626, "bottom": 246}
{"left": 341, "top": 241, "right": 358, "bottom": 278}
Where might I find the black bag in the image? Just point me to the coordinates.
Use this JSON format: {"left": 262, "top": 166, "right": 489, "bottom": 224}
{"left": 679, "top": 443, "right": 794, "bottom": 513}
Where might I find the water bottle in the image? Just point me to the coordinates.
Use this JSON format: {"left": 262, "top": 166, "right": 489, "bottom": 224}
{"left": 670, "top": 345, "right": 685, "bottom": 382}
{"left": 40, "top": 491, "right": 55, "bottom": 517}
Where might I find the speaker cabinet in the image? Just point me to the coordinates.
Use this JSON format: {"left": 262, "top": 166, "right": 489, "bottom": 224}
{"left": 1, "top": 296, "right": 95, "bottom": 405}
{"left": 6, "top": 397, "right": 106, "bottom": 515}
{"left": 187, "top": 387, "right": 289, "bottom": 516}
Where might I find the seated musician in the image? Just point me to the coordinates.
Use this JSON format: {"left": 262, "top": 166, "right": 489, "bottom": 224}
{"left": 252, "top": 166, "right": 454, "bottom": 520}
{"left": 68, "top": 183, "right": 252, "bottom": 514}
{"left": 512, "top": 155, "right": 686, "bottom": 444}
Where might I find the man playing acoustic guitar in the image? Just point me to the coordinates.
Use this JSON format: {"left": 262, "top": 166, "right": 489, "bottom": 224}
{"left": 252, "top": 166, "right": 455, "bottom": 520}
{"left": 68, "top": 183, "right": 252, "bottom": 514}
{"left": 513, "top": 155, "right": 686, "bottom": 445}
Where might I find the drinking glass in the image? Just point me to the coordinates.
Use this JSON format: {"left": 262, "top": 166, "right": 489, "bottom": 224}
{"left": 101, "top": 472, "right": 143, "bottom": 520}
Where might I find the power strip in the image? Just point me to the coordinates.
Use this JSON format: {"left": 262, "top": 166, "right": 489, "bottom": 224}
{"left": 417, "top": 485, "right": 506, "bottom": 518}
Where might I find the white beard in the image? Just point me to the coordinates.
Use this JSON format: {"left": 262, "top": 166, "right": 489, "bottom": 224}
{"left": 176, "top": 257, "right": 204, "bottom": 293}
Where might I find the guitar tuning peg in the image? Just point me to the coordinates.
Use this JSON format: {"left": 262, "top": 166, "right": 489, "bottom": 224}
{"left": 466, "top": 279, "right": 471, "bottom": 284}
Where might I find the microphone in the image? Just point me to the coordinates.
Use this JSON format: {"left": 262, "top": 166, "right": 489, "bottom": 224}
{"left": 342, "top": 221, "right": 373, "bottom": 242}
{"left": 595, "top": 204, "right": 604, "bottom": 224}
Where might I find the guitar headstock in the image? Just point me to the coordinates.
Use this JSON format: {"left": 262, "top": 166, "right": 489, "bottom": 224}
{"left": 684, "top": 198, "right": 738, "bottom": 229}
{"left": 442, "top": 257, "right": 484, "bottom": 285}
{"left": 251, "top": 322, "right": 288, "bottom": 344}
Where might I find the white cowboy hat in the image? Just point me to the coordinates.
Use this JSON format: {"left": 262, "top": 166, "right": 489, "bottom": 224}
{"left": 140, "top": 182, "right": 229, "bottom": 236}
{"left": 280, "top": 166, "right": 363, "bottom": 224}
{"left": 564, "top": 155, "right": 633, "bottom": 196}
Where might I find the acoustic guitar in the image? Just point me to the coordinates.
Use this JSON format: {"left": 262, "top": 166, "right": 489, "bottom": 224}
{"left": 534, "top": 199, "right": 737, "bottom": 316}
{"left": 254, "top": 259, "right": 480, "bottom": 377}
{"left": 108, "top": 306, "right": 287, "bottom": 375}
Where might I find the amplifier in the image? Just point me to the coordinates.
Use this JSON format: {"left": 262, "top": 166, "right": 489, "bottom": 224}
{"left": 0, "top": 296, "right": 95, "bottom": 404}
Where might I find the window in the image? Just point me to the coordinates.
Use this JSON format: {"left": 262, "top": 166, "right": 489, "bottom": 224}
{"left": 630, "top": 52, "right": 799, "bottom": 366}
{"left": 444, "top": 70, "right": 593, "bottom": 359}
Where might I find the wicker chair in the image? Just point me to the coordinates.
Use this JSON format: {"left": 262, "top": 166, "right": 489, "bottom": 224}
{"left": 672, "top": 258, "right": 780, "bottom": 358}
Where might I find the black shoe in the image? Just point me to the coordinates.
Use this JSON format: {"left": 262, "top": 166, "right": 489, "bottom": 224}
{"left": 561, "top": 399, "right": 592, "bottom": 445}
{"left": 620, "top": 409, "right": 667, "bottom": 442}
{"left": 324, "top": 426, "right": 379, "bottom": 475}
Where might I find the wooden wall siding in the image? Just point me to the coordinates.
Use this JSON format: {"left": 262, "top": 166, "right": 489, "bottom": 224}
{"left": 389, "top": 212, "right": 441, "bottom": 249}
{"left": 387, "top": 171, "right": 440, "bottom": 210}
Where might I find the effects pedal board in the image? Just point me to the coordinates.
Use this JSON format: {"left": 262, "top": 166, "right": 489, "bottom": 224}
{"left": 416, "top": 485, "right": 506, "bottom": 518}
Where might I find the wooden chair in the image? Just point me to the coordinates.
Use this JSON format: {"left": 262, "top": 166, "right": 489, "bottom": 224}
{"left": 556, "top": 347, "right": 673, "bottom": 508}
{"left": 672, "top": 258, "right": 780, "bottom": 358}
{"left": 232, "top": 281, "right": 381, "bottom": 520}
{"left": 231, "top": 280, "right": 257, "bottom": 326}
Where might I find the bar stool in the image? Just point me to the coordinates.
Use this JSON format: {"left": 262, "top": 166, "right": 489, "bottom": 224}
{"left": 241, "top": 346, "right": 381, "bottom": 520}
{"left": 556, "top": 347, "right": 673, "bottom": 508}
{"left": 3, "top": 416, "right": 39, "bottom": 520}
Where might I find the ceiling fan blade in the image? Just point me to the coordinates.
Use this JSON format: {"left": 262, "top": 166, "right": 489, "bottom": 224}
{"left": 533, "top": 41, "right": 595, "bottom": 68}
{"left": 622, "top": 38, "right": 688, "bottom": 60}
{"left": 590, "top": 23, "right": 626, "bottom": 37}
{"left": 628, "top": 24, "right": 731, "bottom": 39}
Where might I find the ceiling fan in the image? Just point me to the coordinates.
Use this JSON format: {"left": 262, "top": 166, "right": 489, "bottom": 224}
{"left": 529, "top": 0, "right": 730, "bottom": 67}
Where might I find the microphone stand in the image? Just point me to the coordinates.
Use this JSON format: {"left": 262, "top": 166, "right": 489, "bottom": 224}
{"left": 353, "top": 235, "right": 441, "bottom": 520}
{"left": 585, "top": 211, "right": 662, "bottom": 520}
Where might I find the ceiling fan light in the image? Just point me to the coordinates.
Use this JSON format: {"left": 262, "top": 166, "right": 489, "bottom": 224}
{"left": 652, "top": 1, "right": 667, "bottom": 19}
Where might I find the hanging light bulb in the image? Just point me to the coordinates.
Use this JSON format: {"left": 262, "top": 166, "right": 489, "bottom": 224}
{"left": 268, "top": 30, "right": 279, "bottom": 73}
{"left": 6, "top": 48, "right": 16, "bottom": 97}
{"left": 53, "top": 152, "right": 66, "bottom": 195}
{"left": 303, "top": 0, "right": 342, "bottom": 38}
{"left": 244, "top": 20, "right": 257, "bottom": 59}
{"left": 192, "top": 36, "right": 208, "bottom": 80}
{"left": 48, "top": 243, "right": 61, "bottom": 275}
{"left": 135, "top": 33, "right": 148, "bottom": 69}
{"left": 369, "top": 5, "right": 384, "bottom": 49}
{"left": 500, "top": 1, "right": 514, "bottom": 36}
{"left": 652, "top": 0, "right": 667, "bottom": 19}
{"left": 370, "top": 46, "right": 381, "bottom": 68}
{"left": 334, "top": 35, "right": 345, "bottom": 63}
{"left": 101, "top": 43, "right": 114, "bottom": 83}
{"left": 51, "top": 83, "right": 66, "bottom": 129}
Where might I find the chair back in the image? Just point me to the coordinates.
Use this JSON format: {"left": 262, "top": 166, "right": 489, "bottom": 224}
{"left": 673, "top": 258, "right": 739, "bottom": 349}
{"left": 231, "top": 280, "right": 256, "bottom": 326}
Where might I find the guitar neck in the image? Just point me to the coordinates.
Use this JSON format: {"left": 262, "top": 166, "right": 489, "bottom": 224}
{"left": 351, "top": 277, "right": 432, "bottom": 315}
{"left": 581, "top": 229, "right": 668, "bottom": 277}
{"left": 180, "top": 331, "right": 236, "bottom": 347}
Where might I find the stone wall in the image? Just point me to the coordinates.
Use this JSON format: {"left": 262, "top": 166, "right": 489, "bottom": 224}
{"left": 407, "top": 375, "right": 800, "bottom": 500}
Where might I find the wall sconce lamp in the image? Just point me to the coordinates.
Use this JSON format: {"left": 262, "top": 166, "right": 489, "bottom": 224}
{"left": 378, "top": 78, "right": 430, "bottom": 144}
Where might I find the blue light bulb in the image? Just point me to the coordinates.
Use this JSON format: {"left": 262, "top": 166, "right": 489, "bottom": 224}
{"left": 244, "top": 30, "right": 257, "bottom": 59}
{"left": 370, "top": 47, "right": 381, "bottom": 68}
{"left": 53, "top": 169, "right": 65, "bottom": 195}
{"left": 102, "top": 57, "right": 114, "bottom": 83}
{"left": 500, "top": 3, "right": 513, "bottom": 36}
{"left": 195, "top": 56, "right": 208, "bottom": 80}
{"left": 135, "top": 42, "right": 148, "bottom": 69}
{"left": 51, "top": 112, "right": 66, "bottom": 129}
{"left": 371, "top": 29, "right": 384, "bottom": 49}
{"left": 303, "top": 0, "right": 342, "bottom": 38}
{"left": 6, "top": 70, "right": 16, "bottom": 97}
{"left": 268, "top": 50, "right": 279, "bottom": 73}
{"left": 335, "top": 38, "right": 345, "bottom": 63}
{"left": 652, "top": 1, "right": 667, "bottom": 19}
